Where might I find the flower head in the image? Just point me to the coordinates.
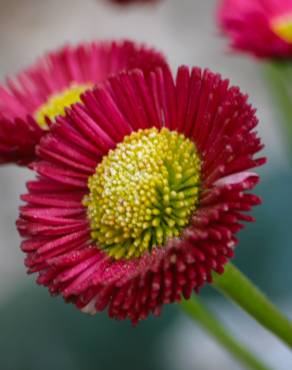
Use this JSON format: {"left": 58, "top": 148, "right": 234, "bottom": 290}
{"left": 218, "top": 0, "right": 292, "bottom": 58}
{"left": 0, "top": 40, "right": 166, "bottom": 165}
{"left": 17, "top": 66, "right": 265, "bottom": 323}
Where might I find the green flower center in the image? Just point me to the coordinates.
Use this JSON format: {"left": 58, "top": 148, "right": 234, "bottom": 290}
{"left": 85, "top": 127, "right": 201, "bottom": 260}
{"left": 35, "top": 84, "right": 90, "bottom": 128}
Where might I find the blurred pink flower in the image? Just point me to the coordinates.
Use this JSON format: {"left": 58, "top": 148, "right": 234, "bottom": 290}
{"left": 218, "top": 0, "right": 292, "bottom": 58}
{"left": 110, "top": 0, "right": 158, "bottom": 5}
{"left": 0, "top": 40, "right": 166, "bottom": 166}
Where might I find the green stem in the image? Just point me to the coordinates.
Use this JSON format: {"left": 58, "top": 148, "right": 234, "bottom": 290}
{"left": 213, "top": 263, "right": 292, "bottom": 348}
{"left": 180, "top": 296, "right": 271, "bottom": 370}
{"left": 262, "top": 61, "right": 292, "bottom": 153}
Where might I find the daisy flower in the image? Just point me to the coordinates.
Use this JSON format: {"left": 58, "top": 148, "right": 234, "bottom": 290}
{"left": 17, "top": 66, "right": 265, "bottom": 323}
{"left": 110, "top": 0, "right": 158, "bottom": 4}
{"left": 218, "top": 0, "right": 292, "bottom": 58}
{"left": 0, "top": 40, "right": 166, "bottom": 165}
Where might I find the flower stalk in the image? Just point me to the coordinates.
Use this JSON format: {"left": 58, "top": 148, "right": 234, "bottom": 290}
{"left": 262, "top": 61, "right": 292, "bottom": 155}
{"left": 180, "top": 296, "right": 271, "bottom": 370}
{"left": 212, "top": 263, "right": 292, "bottom": 348}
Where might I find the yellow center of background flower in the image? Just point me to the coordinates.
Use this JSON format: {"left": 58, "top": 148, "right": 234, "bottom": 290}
{"left": 84, "top": 127, "right": 201, "bottom": 260}
{"left": 271, "top": 14, "right": 292, "bottom": 43}
{"left": 35, "top": 84, "right": 89, "bottom": 128}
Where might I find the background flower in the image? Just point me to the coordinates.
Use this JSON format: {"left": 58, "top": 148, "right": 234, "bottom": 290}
{"left": 218, "top": 0, "right": 292, "bottom": 58}
{"left": 18, "top": 66, "right": 265, "bottom": 323}
{"left": 0, "top": 40, "right": 166, "bottom": 165}
{"left": 109, "top": 0, "right": 158, "bottom": 4}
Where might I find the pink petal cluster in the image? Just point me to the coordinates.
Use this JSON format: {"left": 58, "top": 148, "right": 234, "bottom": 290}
{"left": 0, "top": 41, "right": 166, "bottom": 165}
{"left": 218, "top": 0, "right": 292, "bottom": 58}
{"left": 17, "top": 66, "right": 265, "bottom": 323}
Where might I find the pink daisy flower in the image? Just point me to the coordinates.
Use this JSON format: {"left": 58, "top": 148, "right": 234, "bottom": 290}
{"left": 110, "top": 0, "right": 158, "bottom": 4}
{"left": 218, "top": 0, "right": 292, "bottom": 58}
{"left": 17, "top": 66, "right": 266, "bottom": 324}
{"left": 0, "top": 40, "right": 166, "bottom": 165}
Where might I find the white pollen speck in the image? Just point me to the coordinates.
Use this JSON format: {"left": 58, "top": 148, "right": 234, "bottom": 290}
{"left": 170, "top": 255, "right": 177, "bottom": 264}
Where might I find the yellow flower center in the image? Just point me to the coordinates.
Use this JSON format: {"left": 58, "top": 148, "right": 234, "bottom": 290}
{"left": 34, "top": 84, "right": 90, "bottom": 128}
{"left": 84, "top": 127, "right": 202, "bottom": 260}
{"left": 271, "top": 14, "right": 292, "bottom": 43}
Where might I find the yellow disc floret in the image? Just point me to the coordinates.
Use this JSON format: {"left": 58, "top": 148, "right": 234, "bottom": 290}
{"left": 35, "top": 84, "right": 90, "bottom": 128}
{"left": 271, "top": 14, "right": 292, "bottom": 43}
{"left": 84, "top": 127, "right": 201, "bottom": 260}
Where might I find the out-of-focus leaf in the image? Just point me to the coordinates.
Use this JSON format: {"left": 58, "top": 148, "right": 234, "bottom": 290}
{"left": 0, "top": 282, "right": 176, "bottom": 370}
{"left": 235, "top": 169, "right": 292, "bottom": 298}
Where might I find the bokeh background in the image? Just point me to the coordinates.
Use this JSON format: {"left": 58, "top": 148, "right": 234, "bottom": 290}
{"left": 0, "top": 0, "right": 291, "bottom": 369}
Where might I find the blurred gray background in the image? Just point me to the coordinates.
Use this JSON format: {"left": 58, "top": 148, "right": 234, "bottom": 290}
{"left": 0, "top": 1, "right": 291, "bottom": 369}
